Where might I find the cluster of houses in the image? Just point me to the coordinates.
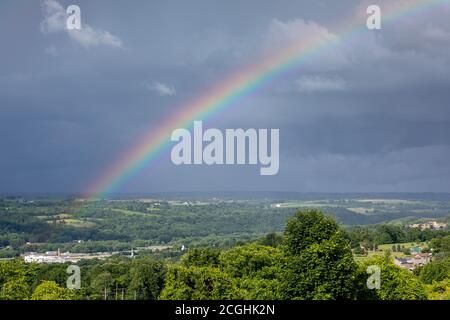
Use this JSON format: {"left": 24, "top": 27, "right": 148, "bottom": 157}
{"left": 406, "top": 220, "right": 448, "bottom": 231}
{"left": 391, "top": 220, "right": 448, "bottom": 270}
{"left": 393, "top": 253, "right": 432, "bottom": 271}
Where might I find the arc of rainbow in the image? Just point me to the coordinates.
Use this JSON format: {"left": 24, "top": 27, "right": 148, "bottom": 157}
{"left": 86, "top": 0, "right": 448, "bottom": 199}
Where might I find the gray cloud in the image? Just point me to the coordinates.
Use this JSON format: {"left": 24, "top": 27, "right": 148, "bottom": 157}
{"left": 144, "top": 81, "right": 177, "bottom": 96}
{"left": 295, "top": 75, "right": 347, "bottom": 93}
{"left": 0, "top": 0, "right": 449, "bottom": 193}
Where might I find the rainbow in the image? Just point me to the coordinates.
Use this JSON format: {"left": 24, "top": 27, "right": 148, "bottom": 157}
{"left": 86, "top": 0, "right": 448, "bottom": 199}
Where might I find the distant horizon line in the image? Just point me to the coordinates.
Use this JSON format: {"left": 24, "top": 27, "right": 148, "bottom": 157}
{"left": 2, "top": 190, "right": 450, "bottom": 197}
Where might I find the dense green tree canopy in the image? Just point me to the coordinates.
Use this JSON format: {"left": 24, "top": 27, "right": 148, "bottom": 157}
{"left": 284, "top": 209, "right": 341, "bottom": 255}
{"left": 160, "top": 266, "right": 238, "bottom": 300}
{"left": 417, "top": 258, "right": 450, "bottom": 284}
{"left": 31, "top": 281, "right": 72, "bottom": 300}
{"left": 360, "top": 256, "right": 427, "bottom": 300}
{"left": 282, "top": 209, "right": 361, "bottom": 300}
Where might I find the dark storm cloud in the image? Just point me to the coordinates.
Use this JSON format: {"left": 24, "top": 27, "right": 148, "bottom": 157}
{"left": 0, "top": 0, "right": 449, "bottom": 193}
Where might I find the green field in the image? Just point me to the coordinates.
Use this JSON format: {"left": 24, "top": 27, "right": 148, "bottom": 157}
{"left": 354, "top": 241, "right": 428, "bottom": 262}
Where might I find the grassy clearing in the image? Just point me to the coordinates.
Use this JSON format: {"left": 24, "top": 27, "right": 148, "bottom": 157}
{"left": 347, "top": 207, "right": 375, "bottom": 215}
{"left": 111, "top": 208, "right": 159, "bottom": 217}
{"left": 270, "top": 201, "right": 340, "bottom": 209}
{"left": 356, "top": 199, "right": 419, "bottom": 205}
{"left": 354, "top": 241, "right": 428, "bottom": 263}
{"left": 45, "top": 218, "right": 96, "bottom": 228}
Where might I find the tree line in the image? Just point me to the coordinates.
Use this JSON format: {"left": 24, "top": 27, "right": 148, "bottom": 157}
{"left": 1, "top": 209, "right": 449, "bottom": 300}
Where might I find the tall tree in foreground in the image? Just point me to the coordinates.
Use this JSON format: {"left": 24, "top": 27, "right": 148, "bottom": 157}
{"left": 218, "top": 244, "right": 284, "bottom": 299}
{"left": 281, "top": 209, "right": 361, "bottom": 300}
{"left": 127, "top": 259, "right": 166, "bottom": 300}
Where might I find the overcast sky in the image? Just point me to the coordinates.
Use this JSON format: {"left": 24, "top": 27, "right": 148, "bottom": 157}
{"left": 1, "top": 0, "right": 450, "bottom": 194}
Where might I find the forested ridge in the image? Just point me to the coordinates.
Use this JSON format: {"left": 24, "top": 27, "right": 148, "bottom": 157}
{"left": 1, "top": 196, "right": 449, "bottom": 256}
